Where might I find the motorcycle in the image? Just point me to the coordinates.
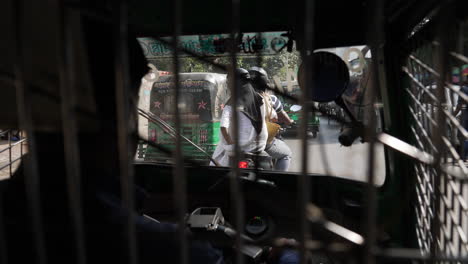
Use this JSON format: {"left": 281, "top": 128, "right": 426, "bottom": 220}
{"left": 233, "top": 127, "right": 294, "bottom": 171}
{"left": 282, "top": 105, "right": 320, "bottom": 139}
{"left": 232, "top": 151, "right": 274, "bottom": 170}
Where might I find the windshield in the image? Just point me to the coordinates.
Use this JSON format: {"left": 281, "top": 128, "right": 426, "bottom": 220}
{"left": 136, "top": 32, "right": 386, "bottom": 186}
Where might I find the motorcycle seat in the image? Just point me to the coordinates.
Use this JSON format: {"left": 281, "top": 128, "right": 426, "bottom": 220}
{"left": 244, "top": 151, "right": 270, "bottom": 157}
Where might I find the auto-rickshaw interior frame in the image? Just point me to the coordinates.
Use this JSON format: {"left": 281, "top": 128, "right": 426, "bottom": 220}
{"left": 1, "top": 0, "right": 468, "bottom": 263}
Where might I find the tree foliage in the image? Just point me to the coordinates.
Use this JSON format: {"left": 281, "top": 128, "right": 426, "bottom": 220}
{"left": 148, "top": 50, "right": 301, "bottom": 81}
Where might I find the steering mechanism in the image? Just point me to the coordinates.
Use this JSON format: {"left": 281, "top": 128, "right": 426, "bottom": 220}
{"left": 185, "top": 203, "right": 366, "bottom": 264}
{"left": 186, "top": 207, "right": 265, "bottom": 261}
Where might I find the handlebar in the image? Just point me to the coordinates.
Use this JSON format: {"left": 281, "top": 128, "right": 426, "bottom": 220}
{"left": 216, "top": 225, "right": 255, "bottom": 243}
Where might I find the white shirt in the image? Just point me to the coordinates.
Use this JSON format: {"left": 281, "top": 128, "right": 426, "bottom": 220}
{"left": 219, "top": 105, "right": 267, "bottom": 152}
{"left": 210, "top": 101, "right": 269, "bottom": 166}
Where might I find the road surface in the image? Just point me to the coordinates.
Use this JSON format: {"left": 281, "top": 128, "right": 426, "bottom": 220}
{"left": 284, "top": 117, "right": 386, "bottom": 186}
{"left": 0, "top": 139, "right": 25, "bottom": 180}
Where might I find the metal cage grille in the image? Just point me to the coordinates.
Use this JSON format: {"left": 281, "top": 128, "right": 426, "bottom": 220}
{"left": 404, "top": 8, "right": 468, "bottom": 260}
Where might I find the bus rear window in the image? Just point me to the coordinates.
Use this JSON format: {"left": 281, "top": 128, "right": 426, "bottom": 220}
{"left": 162, "top": 94, "right": 195, "bottom": 114}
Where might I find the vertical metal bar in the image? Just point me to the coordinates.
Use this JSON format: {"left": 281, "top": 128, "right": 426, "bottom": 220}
{"left": 460, "top": 181, "right": 466, "bottom": 255}
{"left": 253, "top": 0, "right": 263, "bottom": 71}
{"left": 446, "top": 38, "right": 454, "bottom": 256}
{"left": 114, "top": 1, "right": 138, "bottom": 264}
{"left": 363, "top": 0, "right": 384, "bottom": 263}
{"left": 254, "top": 27, "right": 263, "bottom": 175}
{"left": 20, "top": 131, "right": 24, "bottom": 157}
{"left": 449, "top": 181, "right": 454, "bottom": 254}
{"left": 229, "top": 0, "right": 245, "bottom": 263}
{"left": 0, "top": 136, "right": 7, "bottom": 263}
{"left": 456, "top": 21, "right": 465, "bottom": 160}
{"left": 315, "top": 93, "right": 332, "bottom": 175}
{"left": 253, "top": 0, "right": 263, "bottom": 68}
{"left": 459, "top": 21, "right": 465, "bottom": 56}
{"left": 13, "top": 1, "right": 47, "bottom": 263}
{"left": 255, "top": 32, "right": 263, "bottom": 68}
{"left": 431, "top": 4, "right": 452, "bottom": 261}
{"left": 171, "top": 0, "right": 188, "bottom": 262}
{"left": 0, "top": 189, "right": 6, "bottom": 264}
{"left": 8, "top": 131, "right": 12, "bottom": 177}
{"left": 456, "top": 21, "right": 468, "bottom": 256}
{"left": 299, "top": 0, "right": 316, "bottom": 263}
{"left": 56, "top": 1, "right": 86, "bottom": 264}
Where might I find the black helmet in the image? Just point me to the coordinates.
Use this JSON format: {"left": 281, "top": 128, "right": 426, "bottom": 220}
{"left": 248, "top": 66, "right": 268, "bottom": 79}
{"left": 227, "top": 68, "right": 250, "bottom": 83}
{"left": 237, "top": 68, "right": 251, "bottom": 80}
{"left": 248, "top": 67, "right": 270, "bottom": 92}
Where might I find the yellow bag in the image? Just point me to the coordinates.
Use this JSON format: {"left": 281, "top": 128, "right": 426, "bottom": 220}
{"left": 266, "top": 121, "right": 281, "bottom": 144}
{"left": 264, "top": 95, "right": 281, "bottom": 144}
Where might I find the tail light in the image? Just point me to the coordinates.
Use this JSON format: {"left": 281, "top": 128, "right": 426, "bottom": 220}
{"left": 238, "top": 161, "right": 249, "bottom": 169}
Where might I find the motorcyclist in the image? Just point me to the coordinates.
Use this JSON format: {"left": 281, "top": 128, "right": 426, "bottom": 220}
{"left": 249, "top": 67, "right": 293, "bottom": 171}
{"left": 210, "top": 68, "right": 268, "bottom": 166}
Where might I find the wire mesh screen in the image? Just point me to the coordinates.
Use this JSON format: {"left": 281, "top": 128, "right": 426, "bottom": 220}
{"left": 405, "top": 12, "right": 468, "bottom": 260}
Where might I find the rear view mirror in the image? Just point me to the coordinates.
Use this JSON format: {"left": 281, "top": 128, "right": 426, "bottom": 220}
{"left": 298, "top": 51, "right": 350, "bottom": 102}
{"left": 290, "top": 105, "right": 302, "bottom": 112}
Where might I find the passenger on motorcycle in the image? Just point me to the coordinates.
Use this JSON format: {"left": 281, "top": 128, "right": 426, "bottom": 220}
{"left": 249, "top": 67, "right": 293, "bottom": 171}
{"left": 210, "top": 68, "right": 269, "bottom": 166}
